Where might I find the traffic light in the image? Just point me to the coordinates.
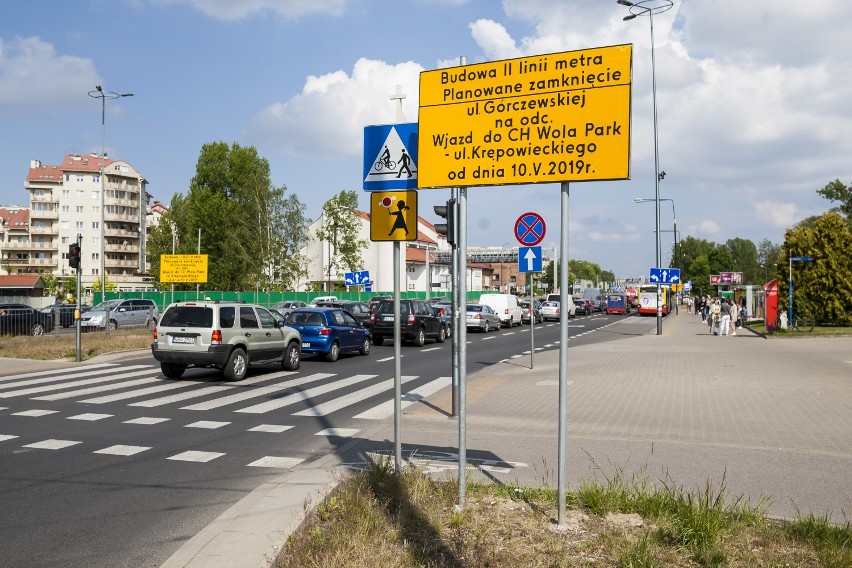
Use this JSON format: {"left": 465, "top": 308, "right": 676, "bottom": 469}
{"left": 433, "top": 198, "right": 456, "bottom": 247}
{"left": 68, "top": 242, "right": 81, "bottom": 270}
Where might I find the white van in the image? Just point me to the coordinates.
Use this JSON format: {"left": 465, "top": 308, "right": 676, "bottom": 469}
{"left": 478, "top": 294, "right": 523, "bottom": 327}
{"left": 310, "top": 296, "right": 338, "bottom": 306}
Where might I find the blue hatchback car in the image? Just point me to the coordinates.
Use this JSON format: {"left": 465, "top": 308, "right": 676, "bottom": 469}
{"left": 284, "top": 307, "right": 371, "bottom": 362}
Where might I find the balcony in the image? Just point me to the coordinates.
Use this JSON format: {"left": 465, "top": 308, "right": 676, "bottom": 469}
{"left": 29, "top": 210, "right": 59, "bottom": 220}
{"left": 105, "top": 243, "right": 140, "bottom": 253}
{"left": 30, "top": 227, "right": 58, "bottom": 235}
{"left": 30, "top": 193, "right": 58, "bottom": 203}
{"left": 104, "top": 212, "right": 139, "bottom": 222}
{"left": 105, "top": 259, "right": 139, "bottom": 268}
{"left": 1, "top": 241, "right": 32, "bottom": 249}
{"left": 27, "top": 258, "right": 58, "bottom": 267}
{"left": 104, "top": 196, "right": 140, "bottom": 207}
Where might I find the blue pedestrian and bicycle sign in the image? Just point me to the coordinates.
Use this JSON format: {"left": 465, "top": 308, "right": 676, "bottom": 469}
{"left": 514, "top": 212, "right": 546, "bottom": 246}
{"left": 363, "top": 123, "right": 418, "bottom": 191}
{"left": 649, "top": 267, "right": 680, "bottom": 284}
{"left": 344, "top": 270, "right": 370, "bottom": 286}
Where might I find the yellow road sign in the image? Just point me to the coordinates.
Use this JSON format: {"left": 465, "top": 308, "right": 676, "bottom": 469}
{"left": 160, "top": 254, "right": 209, "bottom": 283}
{"left": 418, "top": 44, "right": 632, "bottom": 188}
{"left": 370, "top": 191, "right": 418, "bottom": 241}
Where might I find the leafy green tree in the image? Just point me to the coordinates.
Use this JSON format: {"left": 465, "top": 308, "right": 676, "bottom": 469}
{"left": 315, "top": 190, "right": 368, "bottom": 288}
{"left": 726, "top": 237, "right": 759, "bottom": 283}
{"left": 707, "top": 245, "right": 734, "bottom": 276}
{"left": 757, "top": 239, "right": 783, "bottom": 282}
{"left": 146, "top": 142, "right": 309, "bottom": 291}
{"left": 781, "top": 212, "right": 852, "bottom": 324}
{"left": 675, "top": 236, "right": 715, "bottom": 283}
{"left": 688, "top": 255, "right": 711, "bottom": 297}
{"left": 816, "top": 178, "right": 852, "bottom": 219}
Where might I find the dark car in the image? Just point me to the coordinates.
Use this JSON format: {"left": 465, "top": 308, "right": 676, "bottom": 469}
{"left": 431, "top": 303, "right": 453, "bottom": 338}
{"left": 41, "top": 303, "right": 91, "bottom": 328}
{"left": 370, "top": 299, "right": 446, "bottom": 346}
{"left": 315, "top": 300, "right": 372, "bottom": 328}
{"left": 0, "top": 303, "right": 56, "bottom": 336}
{"left": 518, "top": 299, "right": 543, "bottom": 324}
{"left": 574, "top": 298, "right": 594, "bottom": 316}
{"left": 285, "top": 307, "right": 371, "bottom": 362}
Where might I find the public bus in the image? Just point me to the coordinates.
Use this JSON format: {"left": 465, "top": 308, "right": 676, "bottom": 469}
{"left": 637, "top": 284, "right": 669, "bottom": 316}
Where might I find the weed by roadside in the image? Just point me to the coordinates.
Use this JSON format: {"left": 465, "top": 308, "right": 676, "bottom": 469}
{"left": 0, "top": 329, "right": 151, "bottom": 361}
{"left": 276, "top": 460, "right": 852, "bottom": 567}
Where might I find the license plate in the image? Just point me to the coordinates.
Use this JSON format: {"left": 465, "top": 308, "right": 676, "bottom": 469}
{"left": 171, "top": 336, "right": 195, "bottom": 344}
{"left": 301, "top": 342, "right": 311, "bottom": 348}
{"left": 383, "top": 316, "right": 394, "bottom": 322}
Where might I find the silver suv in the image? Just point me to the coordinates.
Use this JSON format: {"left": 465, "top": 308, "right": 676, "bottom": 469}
{"left": 81, "top": 298, "right": 159, "bottom": 331}
{"left": 151, "top": 301, "right": 301, "bottom": 380}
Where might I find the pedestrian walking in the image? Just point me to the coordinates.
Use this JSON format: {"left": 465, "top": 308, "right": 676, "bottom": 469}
{"left": 728, "top": 299, "right": 738, "bottom": 335}
{"left": 709, "top": 298, "right": 721, "bottom": 335}
{"left": 720, "top": 299, "right": 731, "bottom": 336}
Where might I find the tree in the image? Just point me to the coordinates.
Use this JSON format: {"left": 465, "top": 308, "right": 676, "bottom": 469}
{"left": 816, "top": 178, "right": 852, "bottom": 219}
{"left": 707, "top": 245, "right": 734, "bottom": 276}
{"left": 757, "top": 239, "right": 783, "bottom": 282}
{"left": 781, "top": 212, "right": 852, "bottom": 324}
{"left": 146, "top": 142, "right": 309, "bottom": 291}
{"left": 315, "top": 190, "right": 368, "bottom": 289}
{"left": 725, "top": 237, "right": 759, "bottom": 283}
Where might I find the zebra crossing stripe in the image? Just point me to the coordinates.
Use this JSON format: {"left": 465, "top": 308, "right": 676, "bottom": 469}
{"left": 34, "top": 377, "right": 163, "bottom": 401}
{"left": 234, "top": 374, "right": 376, "bottom": 415}
{"left": 181, "top": 372, "right": 336, "bottom": 411}
{"left": 0, "top": 365, "right": 150, "bottom": 392}
{"left": 128, "top": 385, "right": 234, "bottom": 408}
{"left": 94, "top": 445, "right": 151, "bottom": 456}
{"left": 0, "top": 368, "right": 158, "bottom": 399}
{"left": 67, "top": 413, "right": 113, "bottom": 421}
{"left": 79, "top": 380, "right": 204, "bottom": 404}
{"left": 23, "top": 439, "right": 81, "bottom": 450}
{"left": 293, "top": 375, "right": 419, "bottom": 418}
{"left": 167, "top": 450, "right": 224, "bottom": 463}
{"left": 247, "top": 456, "right": 303, "bottom": 468}
{"left": 353, "top": 376, "right": 451, "bottom": 420}
{"left": 0, "top": 363, "right": 117, "bottom": 384}
{"left": 0, "top": 434, "right": 20, "bottom": 443}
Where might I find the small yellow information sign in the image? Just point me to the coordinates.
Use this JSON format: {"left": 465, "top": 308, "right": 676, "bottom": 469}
{"left": 418, "top": 44, "right": 632, "bottom": 188}
{"left": 160, "top": 254, "right": 209, "bottom": 283}
{"left": 370, "top": 191, "right": 418, "bottom": 242}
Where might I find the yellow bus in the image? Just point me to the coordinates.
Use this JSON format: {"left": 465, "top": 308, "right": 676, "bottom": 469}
{"left": 637, "top": 284, "right": 669, "bottom": 316}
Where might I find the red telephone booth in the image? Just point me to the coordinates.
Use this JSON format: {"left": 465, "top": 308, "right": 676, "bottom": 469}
{"left": 764, "top": 279, "right": 779, "bottom": 332}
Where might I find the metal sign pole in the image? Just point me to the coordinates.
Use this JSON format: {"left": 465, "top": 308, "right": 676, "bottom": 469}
{"left": 393, "top": 241, "right": 402, "bottom": 471}
{"left": 456, "top": 187, "right": 468, "bottom": 509}
{"left": 75, "top": 232, "right": 82, "bottom": 362}
{"left": 529, "top": 272, "right": 534, "bottom": 369}
{"left": 451, "top": 187, "right": 460, "bottom": 418}
{"left": 557, "top": 181, "right": 570, "bottom": 528}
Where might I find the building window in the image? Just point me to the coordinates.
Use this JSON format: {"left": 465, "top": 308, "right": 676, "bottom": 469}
{"left": 92, "top": 222, "right": 99, "bottom": 229}
{"left": 76, "top": 206, "right": 84, "bottom": 213}
{"left": 76, "top": 221, "right": 84, "bottom": 229}
{"left": 76, "top": 190, "right": 84, "bottom": 198}
{"left": 61, "top": 189, "right": 70, "bottom": 198}
{"left": 92, "top": 206, "right": 99, "bottom": 214}
{"left": 65, "top": 174, "right": 70, "bottom": 181}
{"left": 92, "top": 191, "right": 99, "bottom": 199}
{"left": 77, "top": 175, "right": 84, "bottom": 182}
{"left": 93, "top": 175, "right": 100, "bottom": 183}
{"left": 92, "top": 238, "right": 100, "bottom": 246}
{"left": 61, "top": 221, "right": 69, "bottom": 229}
{"left": 61, "top": 205, "right": 69, "bottom": 213}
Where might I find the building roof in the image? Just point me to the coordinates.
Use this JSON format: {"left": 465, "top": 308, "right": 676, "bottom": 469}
{"left": 0, "top": 208, "right": 30, "bottom": 230}
{"left": 0, "top": 274, "right": 44, "bottom": 289}
{"left": 60, "top": 153, "right": 114, "bottom": 174}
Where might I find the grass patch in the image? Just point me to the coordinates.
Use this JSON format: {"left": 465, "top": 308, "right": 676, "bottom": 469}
{"left": 276, "top": 459, "right": 850, "bottom": 567}
{"left": 0, "top": 329, "right": 152, "bottom": 361}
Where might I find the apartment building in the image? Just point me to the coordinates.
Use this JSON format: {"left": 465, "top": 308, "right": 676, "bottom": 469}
{"left": 0, "top": 153, "right": 154, "bottom": 294}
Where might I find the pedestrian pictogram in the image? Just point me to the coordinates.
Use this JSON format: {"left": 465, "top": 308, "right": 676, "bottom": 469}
{"left": 514, "top": 212, "right": 546, "bottom": 246}
{"left": 370, "top": 191, "right": 418, "bottom": 242}
{"left": 363, "top": 123, "right": 418, "bottom": 191}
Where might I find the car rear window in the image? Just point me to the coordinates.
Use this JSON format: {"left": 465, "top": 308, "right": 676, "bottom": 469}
{"left": 467, "top": 305, "right": 483, "bottom": 312}
{"left": 376, "top": 301, "right": 410, "bottom": 315}
{"left": 160, "top": 306, "right": 213, "bottom": 328}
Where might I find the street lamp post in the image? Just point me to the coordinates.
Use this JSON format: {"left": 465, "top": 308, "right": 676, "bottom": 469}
{"left": 635, "top": 195, "right": 677, "bottom": 316}
{"left": 619, "top": 0, "right": 672, "bottom": 335}
{"left": 89, "top": 85, "right": 133, "bottom": 335}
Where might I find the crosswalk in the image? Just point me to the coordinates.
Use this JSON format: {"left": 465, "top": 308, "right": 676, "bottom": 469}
{"left": 0, "top": 363, "right": 451, "bottom": 470}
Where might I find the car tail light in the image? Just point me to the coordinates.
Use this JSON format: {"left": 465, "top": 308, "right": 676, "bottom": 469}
{"left": 211, "top": 330, "right": 222, "bottom": 344}
{"left": 407, "top": 314, "right": 416, "bottom": 324}
{"left": 474, "top": 314, "right": 482, "bottom": 319}
{"left": 319, "top": 327, "right": 331, "bottom": 336}
{"left": 556, "top": 308, "right": 560, "bottom": 315}
{"left": 504, "top": 309, "right": 509, "bottom": 314}
{"left": 370, "top": 313, "right": 376, "bottom": 323}
{"left": 152, "top": 327, "right": 158, "bottom": 341}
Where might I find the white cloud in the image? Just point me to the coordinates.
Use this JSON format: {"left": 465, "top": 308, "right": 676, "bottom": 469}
{"left": 696, "top": 220, "right": 721, "bottom": 235}
{"left": 152, "top": 0, "right": 347, "bottom": 20}
{"left": 246, "top": 58, "right": 424, "bottom": 157}
{"left": 0, "top": 37, "right": 98, "bottom": 112}
{"left": 754, "top": 200, "right": 800, "bottom": 228}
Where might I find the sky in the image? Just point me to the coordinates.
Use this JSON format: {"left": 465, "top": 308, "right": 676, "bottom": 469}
{"left": 2, "top": 0, "right": 850, "bottom": 280}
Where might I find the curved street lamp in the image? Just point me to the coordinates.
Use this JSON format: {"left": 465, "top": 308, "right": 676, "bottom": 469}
{"left": 618, "top": 0, "right": 673, "bottom": 335}
{"left": 88, "top": 85, "right": 134, "bottom": 334}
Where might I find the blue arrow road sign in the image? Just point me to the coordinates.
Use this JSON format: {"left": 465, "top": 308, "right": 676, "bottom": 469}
{"left": 649, "top": 267, "right": 681, "bottom": 284}
{"left": 344, "top": 271, "right": 370, "bottom": 286}
{"left": 518, "top": 246, "right": 542, "bottom": 273}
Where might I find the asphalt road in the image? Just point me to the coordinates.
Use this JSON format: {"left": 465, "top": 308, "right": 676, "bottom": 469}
{"left": 0, "top": 311, "right": 648, "bottom": 568}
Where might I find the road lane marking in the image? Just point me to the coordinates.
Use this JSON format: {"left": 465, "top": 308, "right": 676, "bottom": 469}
{"left": 182, "top": 373, "right": 335, "bottom": 411}
{"left": 0, "top": 362, "right": 117, "bottom": 384}
{"left": 94, "top": 445, "right": 150, "bottom": 456}
{"left": 34, "top": 377, "right": 163, "bottom": 401}
{"left": 234, "top": 374, "right": 375, "bottom": 414}
{"left": 247, "top": 456, "right": 304, "bottom": 468}
{"left": 293, "top": 376, "right": 419, "bottom": 418}
{"left": 248, "top": 424, "right": 294, "bottom": 433}
{"left": 354, "top": 376, "right": 451, "bottom": 420}
{"left": 24, "top": 439, "right": 81, "bottom": 450}
{"left": 167, "top": 450, "right": 224, "bottom": 463}
{"left": 316, "top": 428, "right": 360, "bottom": 437}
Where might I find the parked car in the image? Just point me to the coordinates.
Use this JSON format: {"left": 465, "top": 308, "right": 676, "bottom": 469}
{"left": 151, "top": 300, "right": 301, "bottom": 380}
{"left": 41, "top": 302, "right": 91, "bottom": 328}
{"left": 309, "top": 296, "right": 338, "bottom": 306}
{"left": 518, "top": 299, "right": 543, "bottom": 324}
{"left": 0, "top": 303, "right": 56, "bottom": 336}
{"left": 478, "top": 293, "right": 523, "bottom": 327}
{"left": 81, "top": 298, "right": 159, "bottom": 331}
{"left": 466, "top": 304, "right": 501, "bottom": 332}
{"left": 314, "top": 300, "right": 372, "bottom": 328}
{"left": 370, "top": 298, "right": 446, "bottom": 346}
{"left": 272, "top": 300, "right": 308, "bottom": 318}
{"left": 285, "top": 307, "right": 371, "bottom": 362}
